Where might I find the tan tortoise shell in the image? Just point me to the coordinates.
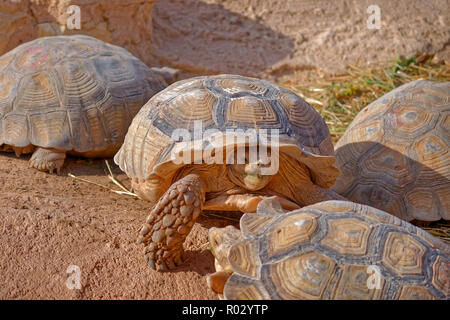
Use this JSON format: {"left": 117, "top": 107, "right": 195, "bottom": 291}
{"left": 220, "top": 199, "right": 449, "bottom": 300}
{"left": 0, "top": 35, "right": 167, "bottom": 156}
{"left": 332, "top": 80, "right": 449, "bottom": 222}
{"left": 114, "top": 74, "right": 339, "bottom": 188}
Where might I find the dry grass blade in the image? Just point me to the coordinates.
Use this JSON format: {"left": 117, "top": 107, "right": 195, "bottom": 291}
{"left": 421, "top": 224, "right": 450, "bottom": 244}
{"left": 68, "top": 173, "right": 111, "bottom": 190}
{"left": 280, "top": 54, "right": 450, "bottom": 144}
{"left": 104, "top": 160, "right": 133, "bottom": 194}
{"left": 68, "top": 169, "right": 141, "bottom": 199}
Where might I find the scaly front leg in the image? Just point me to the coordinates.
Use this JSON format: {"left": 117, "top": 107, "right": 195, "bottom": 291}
{"left": 137, "top": 174, "right": 205, "bottom": 271}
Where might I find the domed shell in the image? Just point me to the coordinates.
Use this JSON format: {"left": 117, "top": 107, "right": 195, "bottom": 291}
{"left": 0, "top": 35, "right": 167, "bottom": 156}
{"left": 114, "top": 74, "right": 339, "bottom": 188}
{"left": 332, "top": 80, "right": 449, "bottom": 221}
{"left": 217, "top": 199, "right": 449, "bottom": 300}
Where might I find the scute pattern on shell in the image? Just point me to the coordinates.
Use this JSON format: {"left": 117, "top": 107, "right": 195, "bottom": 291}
{"left": 332, "top": 80, "right": 450, "bottom": 222}
{"left": 0, "top": 35, "right": 167, "bottom": 154}
{"left": 221, "top": 200, "right": 449, "bottom": 300}
{"left": 114, "top": 74, "right": 336, "bottom": 186}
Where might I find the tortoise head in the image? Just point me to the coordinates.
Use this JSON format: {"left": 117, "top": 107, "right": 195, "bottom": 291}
{"left": 208, "top": 226, "right": 243, "bottom": 273}
{"left": 207, "top": 226, "right": 243, "bottom": 295}
{"left": 227, "top": 147, "right": 274, "bottom": 191}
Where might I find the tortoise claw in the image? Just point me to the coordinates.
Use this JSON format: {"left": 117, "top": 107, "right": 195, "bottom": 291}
{"left": 158, "top": 262, "right": 168, "bottom": 271}
{"left": 147, "top": 257, "right": 178, "bottom": 271}
{"left": 174, "top": 254, "right": 183, "bottom": 266}
{"left": 148, "top": 258, "right": 156, "bottom": 270}
{"left": 167, "top": 260, "right": 176, "bottom": 269}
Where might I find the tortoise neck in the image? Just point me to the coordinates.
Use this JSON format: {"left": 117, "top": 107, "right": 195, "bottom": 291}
{"left": 171, "top": 164, "right": 233, "bottom": 193}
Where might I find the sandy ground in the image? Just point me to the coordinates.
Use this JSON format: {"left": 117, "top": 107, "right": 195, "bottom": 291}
{"left": 0, "top": 153, "right": 240, "bottom": 299}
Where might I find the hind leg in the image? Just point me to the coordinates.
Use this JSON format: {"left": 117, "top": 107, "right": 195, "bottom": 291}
{"left": 29, "top": 147, "right": 66, "bottom": 174}
{"left": 1, "top": 144, "right": 35, "bottom": 156}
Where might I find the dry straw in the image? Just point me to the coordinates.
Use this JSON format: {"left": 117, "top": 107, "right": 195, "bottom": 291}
{"left": 281, "top": 54, "right": 450, "bottom": 144}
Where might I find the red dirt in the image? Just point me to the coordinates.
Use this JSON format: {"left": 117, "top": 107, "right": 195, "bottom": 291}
{"left": 0, "top": 153, "right": 239, "bottom": 299}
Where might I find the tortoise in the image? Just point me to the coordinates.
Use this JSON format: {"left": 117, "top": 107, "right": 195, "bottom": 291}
{"left": 0, "top": 35, "right": 169, "bottom": 173}
{"left": 207, "top": 198, "right": 450, "bottom": 300}
{"left": 114, "top": 74, "right": 346, "bottom": 270}
{"left": 332, "top": 80, "right": 449, "bottom": 222}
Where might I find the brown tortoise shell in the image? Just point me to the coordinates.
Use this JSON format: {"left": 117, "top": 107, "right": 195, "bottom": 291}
{"left": 0, "top": 35, "right": 167, "bottom": 157}
{"left": 332, "top": 80, "right": 449, "bottom": 222}
{"left": 114, "top": 74, "right": 340, "bottom": 188}
{"left": 217, "top": 199, "right": 449, "bottom": 300}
